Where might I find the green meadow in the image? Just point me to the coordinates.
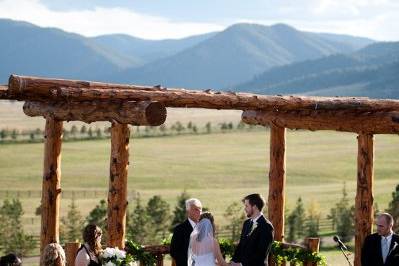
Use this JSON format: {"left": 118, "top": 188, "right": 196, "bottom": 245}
{"left": 1, "top": 106, "right": 399, "bottom": 265}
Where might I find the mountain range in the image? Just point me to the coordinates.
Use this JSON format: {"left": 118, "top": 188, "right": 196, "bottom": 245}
{"left": 2, "top": 18, "right": 398, "bottom": 98}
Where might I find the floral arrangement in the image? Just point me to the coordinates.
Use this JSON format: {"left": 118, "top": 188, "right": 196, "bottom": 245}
{"left": 101, "top": 247, "right": 136, "bottom": 266}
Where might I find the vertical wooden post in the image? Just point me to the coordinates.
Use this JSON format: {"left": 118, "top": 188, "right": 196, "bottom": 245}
{"left": 305, "top": 238, "right": 320, "bottom": 266}
{"left": 40, "top": 117, "right": 63, "bottom": 255}
{"left": 65, "top": 242, "right": 81, "bottom": 266}
{"left": 268, "top": 125, "right": 286, "bottom": 242}
{"left": 107, "top": 122, "right": 130, "bottom": 248}
{"left": 354, "top": 133, "right": 374, "bottom": 266}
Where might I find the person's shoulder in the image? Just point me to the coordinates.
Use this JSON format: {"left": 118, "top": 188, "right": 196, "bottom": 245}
{"left": 259, "top": 215, "right": 274, "bottom": 229}
{"left": 173, "top": 219, "right": 189, "bottom": 231}
{"left": 365, "top": 232, "right": 380, "bottom": 242}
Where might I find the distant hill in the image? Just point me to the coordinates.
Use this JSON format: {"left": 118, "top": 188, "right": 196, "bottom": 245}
{"left": 111, "top": 23, "right": 373, "bottom": 88}
{"left": 233, "top": 42, "right": 399, "bottom": 98}
{"left": 0, "top": 19, "right": 141, "bottom": 83}
{"left": 91, "top": 32, "right": 216, "bottom": 66}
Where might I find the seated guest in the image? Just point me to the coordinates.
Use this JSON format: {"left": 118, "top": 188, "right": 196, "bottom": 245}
{"left": 75, "top": 224, "right": 103, "bottom": 266}
{"left": 42, "top": 243, "right": 66, "bottom": 266}
{"left": 362, "top": 212, "right": 399, "bottom": 266}
{"left": 0, "top": 253, "right": 21, "bottom": 266}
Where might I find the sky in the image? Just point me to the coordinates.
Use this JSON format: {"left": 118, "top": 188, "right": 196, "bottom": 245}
{"left": 0, "top": 0, "right": 398, "bottom": 41}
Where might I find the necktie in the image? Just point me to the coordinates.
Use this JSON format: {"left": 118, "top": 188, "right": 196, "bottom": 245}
{"left": 382, "top": 237, "right": 389, "bottom": 263}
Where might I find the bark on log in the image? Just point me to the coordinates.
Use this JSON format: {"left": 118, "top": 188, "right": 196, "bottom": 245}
{"left": 354, "top": 133, "right": 374, "bottom": 266}
{"left": 305, "top": 238, "right": 320, "bottom": 266}
{"left": 0, "top": 85, "right": 8, "bottom": 99}
{"left": 40, "top": 117, "right": 63, "bottom": 258}
{"left": 23, "top": 100, "right": 166, "bottom": 126}
{"left": 242, "top": 109, "right": 399, "bottom": 134}
{"left": 8, "top": 75, "right": 399, "bottom": 112}
{"left": 65, "top": 242, "right": 80, "bottom": 266}
{"left": 107, "top": 123, "right": 129, "bottom": 249}
{"left": 268, "top": 125, "right": 286, "bottom": 243}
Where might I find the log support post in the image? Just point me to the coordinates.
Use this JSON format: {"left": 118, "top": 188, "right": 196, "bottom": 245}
{"left": 354, "top": 133, "right": 374, "bottom": 266}
{"left": 268, "top": 125, "right": 286, "bottom": 242}
{"left": 65, "top": 242, "right": 81, "bottom": 266}
{"left": 40, "top": 117, "right": 63, "bottom": 256}
{"left": 305, "top": 238, "right": 320, "bottom": 266}
{"left": 107, "top": 123, "right": 130, "bottom": 248}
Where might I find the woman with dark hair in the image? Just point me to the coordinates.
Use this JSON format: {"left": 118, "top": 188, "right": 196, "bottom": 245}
{"left": 75, "top": 224, "right": 103, "bottom": 266}
{"left": 0, "top": 253, "right": 21, "bottom": 266}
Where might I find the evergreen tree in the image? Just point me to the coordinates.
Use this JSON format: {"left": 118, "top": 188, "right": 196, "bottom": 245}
{"left": 0, "top": 199, "right": 36, "bottom": 256}
{"left": 146, "top": 195, "right": 171, "bottom": 243}
{"left": 306, "top": 200, "right": 320, "bottom": 237}
{"left": 386, "top": 184, "right": 399, "bottom": 232}
{"left": 86, "top": 199, "right": 107, "bottom": 242}
{"left": 170, "top": 191, "right": 191, "bottom": 231}
{"left": 61, "top": 199, "right": 83, "bottom": 243}
{"left": 330, "top": 183, "right": 355, "bottom": 242}
{"left": 224, "top": 202, "right": 246, "bottom": 242}
{"left": 127, "top": 196, "right": 149, "bottom": 244}
{"left": 286, "top": 197, "right": 306, "bottom": 242}
{"left": 205, "top": 122, "right": 212, "bottom": 134}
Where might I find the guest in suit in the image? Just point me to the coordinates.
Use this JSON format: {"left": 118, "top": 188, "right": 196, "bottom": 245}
{"left": 232, "top": 193, "right": 274, "bottom": 266}
{"left": 0, "top": 253, "right": 21, "bottom": 266}
{"left": 170, "top": 198, "right": 202, "bottom": 266}
{"left": 362, "top": 212, "right": 399, "bottom": 266}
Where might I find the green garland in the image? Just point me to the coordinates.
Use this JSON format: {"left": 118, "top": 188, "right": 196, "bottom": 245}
{"left": 126, "top": 238, "right": 326, "bottom": 266}
{"left": 271, "top": 241, "right": 327, "bottom": 266}
{"left": 125, "top": 240, "right": 156, "bottom": 266}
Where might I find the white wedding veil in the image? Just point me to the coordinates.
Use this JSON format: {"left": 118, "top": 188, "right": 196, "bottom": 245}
{"left": 188, "top": 218, "right": 215, "bottom": 265}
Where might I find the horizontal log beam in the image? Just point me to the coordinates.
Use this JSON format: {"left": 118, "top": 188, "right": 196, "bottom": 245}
{"left": 242, "top": 110, "right": 399, "bottom": 134}
{"left": 0, "top": 85, "right": 8, "bottom": 99}
{"left": 6, "top": 75, "right": 399, "bottom": 112}
{"left": 23, "top": 100, "right": 166, "bottom": 126}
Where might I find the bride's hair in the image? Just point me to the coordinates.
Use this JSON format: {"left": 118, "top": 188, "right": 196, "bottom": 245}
{"left": 83, "top": 224, "right": 102, "bottom": 256}
{"left": 199, "top": 212, "right": 216, "bottom": 236}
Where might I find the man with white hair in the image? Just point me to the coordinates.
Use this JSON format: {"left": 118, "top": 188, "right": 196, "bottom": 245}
{"left": 170, "top": 198, "right": 202, "bottom": 266}
{"left": 361, "top": 212, "right": 399, "bottom": 266}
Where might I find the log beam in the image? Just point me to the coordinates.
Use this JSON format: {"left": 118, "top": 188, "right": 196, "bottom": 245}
{"left": 268, "top": 125, "right": 286, "bottom": 242}
{"left": 40, "top": 117, "right": 63, "bottom": 258}
{"left": 7, "top": 75, "right": 399, "bottom": 112}
{"left": 242, "top": 110, "right": 399, "bottom": 134}
{"left": 107, "top": 123, "right": 129, "bottom": 248}
{"left": 354, "top": 133, "right": 374, "bottom": 266}
{"left": 23, "top": 100, "right": 166, "bottom": 126}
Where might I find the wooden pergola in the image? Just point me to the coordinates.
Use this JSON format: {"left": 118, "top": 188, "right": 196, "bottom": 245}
{"left": 2, "top": 74, "right": 399, "bottom": 265}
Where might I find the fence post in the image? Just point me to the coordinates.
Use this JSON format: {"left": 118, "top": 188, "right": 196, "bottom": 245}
{"left": 65, "top": 242, "right": 80, "bottom": 266}
{"left": 305, "top": 238, "right": 320, "bottom": 266}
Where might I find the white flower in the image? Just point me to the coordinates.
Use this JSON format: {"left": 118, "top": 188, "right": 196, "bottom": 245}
{"left": 115, "top": 248, "right": 126, "bottom": 259}
{"left": 104, "top": 262, "right": 116, "bottom": 266}
{"left": 129, "top": 262, "right": 138, "bottom": 266}
{"left": 248, "top": 221, "right": 258, "bottom": 236}
{"left": 103, "top": 247, "right": 116, "bottom": 259}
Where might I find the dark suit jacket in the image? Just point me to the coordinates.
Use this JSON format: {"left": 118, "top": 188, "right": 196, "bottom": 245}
{"left": 361, "top": 233, "right": 399, "bottom": 266}
{"left": 232, "top": 215, "right": 274, "bottom": 266}
{"left": 170, "top": 219, "right": 193, "bottom": 266}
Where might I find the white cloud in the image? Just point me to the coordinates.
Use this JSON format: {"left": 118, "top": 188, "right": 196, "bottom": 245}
{"left": 0, "top": 0, "right": 224, "bottom": 39}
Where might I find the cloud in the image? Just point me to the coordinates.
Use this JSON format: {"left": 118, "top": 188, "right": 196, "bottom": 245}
{"left": 0, "top": 0, "right": 224, "bottom": 39}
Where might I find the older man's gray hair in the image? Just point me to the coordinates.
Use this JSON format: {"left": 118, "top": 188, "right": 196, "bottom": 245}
{"left": 378, "top": 212, "right": 394, "bottom": 226}
{"left": 185, "top": 198, "right": 202, "bottom": 210}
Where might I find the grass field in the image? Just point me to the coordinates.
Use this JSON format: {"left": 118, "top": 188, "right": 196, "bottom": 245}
{"left": 1, "top": 105, "right": 399, "bottom": 265}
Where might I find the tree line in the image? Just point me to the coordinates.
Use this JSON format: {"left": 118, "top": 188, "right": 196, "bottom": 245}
{"left": 3, "top": 183, "right": 399, "bottom": 256}
{"left": 0, "top": 121, "right": 262, "bottom": 143}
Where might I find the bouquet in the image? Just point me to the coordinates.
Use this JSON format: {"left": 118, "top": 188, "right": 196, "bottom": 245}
{"left": 101, "top": 247, "right": 137, "bottom": 266}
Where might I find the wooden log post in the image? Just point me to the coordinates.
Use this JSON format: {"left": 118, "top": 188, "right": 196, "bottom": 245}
{"left": 354, "top": 133, "right": 374, "bottom": 266}
{"left": 23, "top": 100, "right": 166, "bottom": 126}
{"left": 107, "top": 123, "right": 130, "bottom": 248}
{"left": 8, "top": 74, "right": 399, "bottom": 112}
{"left": 40, "top": 117, "right": 63, "bottom": 256}
{"left": 268, "top": 125, "right": 286, "bottom": 242}
{"left": 305, "top": 238, "right": 320, "bottom": 266}
{"left": 242, "top": 110, "right": 399, "bottom": 134}
{"left": 65, "top": 242, "right": 81, "bottom": 266}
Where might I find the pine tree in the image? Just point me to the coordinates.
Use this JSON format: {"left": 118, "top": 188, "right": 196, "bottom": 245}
{"left": 286, "top": 197, "right": 306, "bottom": 242}
{"left": 0, "top": 199, "right": 36, "bottom": 256}
{"left": 224, "top": 202, "right": 246, "bottom": 241}
{"left": 61, "top": 199, "right": 83, "bottom": 243}
{"left": 127, "top": 196, "right": 149, "bottom": 244}
{"left": 306, "top": 200, "right": 320, "bottom": 237}
{"left": 386, "top": 184, "right": 399, "bottom": 232}
{"left": 170, "top": 191, "right": 191, "bottom": 231}
{"left": 146, "top": 195, "right": 171, "bottom": 243}
{"left": 86, "top": 199, "right": 108, "bottom": 242}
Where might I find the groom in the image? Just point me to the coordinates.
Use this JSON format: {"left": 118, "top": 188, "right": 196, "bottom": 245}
{"left": 232, "top": 193, "right": 274, "bottom": 266}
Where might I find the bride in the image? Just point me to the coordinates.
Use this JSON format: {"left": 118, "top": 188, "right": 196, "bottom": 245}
{"left": 188, "top": 212, "right": 229, "bottom": 266}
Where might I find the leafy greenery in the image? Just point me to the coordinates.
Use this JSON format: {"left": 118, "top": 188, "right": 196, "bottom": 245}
{"left": 61, "top": 198, "right": 83, "bottom": 243}
{"left": 386, "top": 184, "right": 399, "bottom": 232}
{"left": 271, "top": 241, "right": 327, "bottom": 266}
{"left": 170, "top": 191, "right": 190, "bottom": 231}
{"left": 286, "top": 197, "right": 306, "bottom": 242}
{"left": 125, "top": 240, "right": 156, "bottom": 266}
{"left": 146, "top": 195, "right": 171, "bottom": 242}
{"left": 0, "top": 199, "right": 36, "bottom": 256}
{"left": 223, "top": 202, "right": 246, "bottom": 242}
{"left": 85, "top": 199, "right": 108, "bottom": 244}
